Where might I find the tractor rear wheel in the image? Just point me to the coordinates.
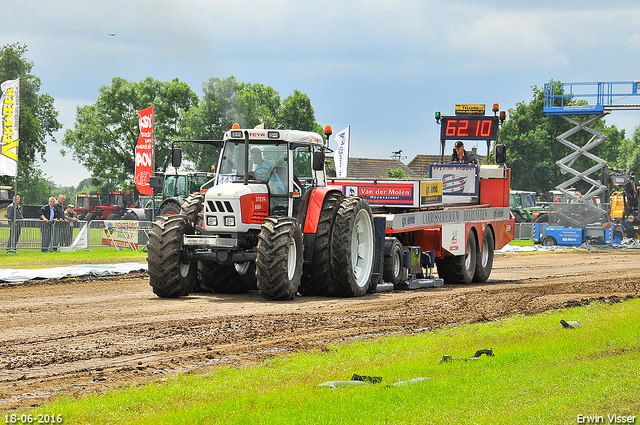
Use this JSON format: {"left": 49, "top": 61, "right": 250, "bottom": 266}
{"left": 256, "top": 217, "right": 303, "bottom": 300}
{"left": 331, "top": 197, "right": 375, "bottom": 297}
{"left": 106, "top": 212, "right": 121, "bottom": 220}
{"left": 159, "top": 202, "right": 181, "bottom": 216}
{"left": 300, "top": 191, "right": 344, "bottom": 296}
{"left": 383, "top": 237, "right": 405, "bottom": 286}
{"left": 473, "top": 228, "right": 494, "bottom": 283}
{"left": 147, "top": 214, "right": 196, "bottom": 298}
{"left": 84, "top": 212, "right": 96, "bottom": 222}
{"left": 436, "top": 230, "right": 477, "bottom": 284}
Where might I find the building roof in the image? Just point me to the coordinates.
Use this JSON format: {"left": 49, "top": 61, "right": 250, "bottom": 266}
{"left": 326, "top": 157, "right": 422, "bottom": 180}
{"left": 407, "top": 154, "right": 441, "bottom": 179}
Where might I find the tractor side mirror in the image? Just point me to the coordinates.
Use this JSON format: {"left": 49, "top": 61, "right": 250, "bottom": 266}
{"left": 313, "top": 151, "right": 325, "bottom": 171}
{"left": 172, "top": 148, "right": 182, "bottom": 168}
{"left": 495, "top": 144, "right": 506, "bottom": 164}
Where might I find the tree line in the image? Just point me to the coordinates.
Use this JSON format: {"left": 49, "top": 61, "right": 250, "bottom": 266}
{"left": 0, "top": 43, "right": 322, "bottom": 205}
{"left": 2, "top": 42, "right": 640, "bottom": 206}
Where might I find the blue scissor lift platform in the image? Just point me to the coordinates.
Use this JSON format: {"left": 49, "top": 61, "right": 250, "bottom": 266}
{"left": 540, "top": 81, "right": 640, "bottom": 246}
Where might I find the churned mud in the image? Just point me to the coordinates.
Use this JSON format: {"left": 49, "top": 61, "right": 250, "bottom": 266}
{"left": 1, "top": 250, "right": 639, "bottom": 410}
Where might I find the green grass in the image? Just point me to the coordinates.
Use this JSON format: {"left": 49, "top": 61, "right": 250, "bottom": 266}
{"left": 0, "top": 247, "right": 146, "bottom": 269}
{"left": 508, "top": 238, "right": 535, "bottom": 246}
{"left": 18, "top": 298, "right": 640, "bottom": 424}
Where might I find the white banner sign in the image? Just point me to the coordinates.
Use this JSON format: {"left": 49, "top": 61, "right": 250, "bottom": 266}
{"left": 0, "top": 78, "right": 20, "bottom": 177}
{"left": 335, "top": 126, "right": 349, "bottom": 178}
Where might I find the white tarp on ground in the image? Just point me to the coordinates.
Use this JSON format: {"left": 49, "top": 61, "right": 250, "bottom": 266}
{"left": 497, "top": 238, "right": 640, "bottom": 253}
{"left": 0, "top": 262, "right": 147, "bottom": 283}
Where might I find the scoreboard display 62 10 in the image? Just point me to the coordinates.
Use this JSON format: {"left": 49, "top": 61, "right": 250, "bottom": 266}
{"left": 439, "top": 116, "right": 500, "bottom": 141}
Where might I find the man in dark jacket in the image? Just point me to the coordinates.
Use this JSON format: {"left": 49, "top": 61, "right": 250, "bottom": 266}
{"left": 39, "top": 197, "right": 56, "bottom": 252}
{"left": 51, "top": 194, "right": 66, "bottom": 251}
{"left": 6, "top": 195, "right": 23, "bottom": 252}
{"left": 621, "top": 215, "right": 640, "bottom": 239}
{"left": 450, "top": 141, "right": 476, "bottom": 164}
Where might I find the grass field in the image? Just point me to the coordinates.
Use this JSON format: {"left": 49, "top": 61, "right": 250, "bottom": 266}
{"left": 13, "top": 298, "right": 639, "bottom": 424}
{"left": 0, "top": 247, "right": 147, "bottom": 269}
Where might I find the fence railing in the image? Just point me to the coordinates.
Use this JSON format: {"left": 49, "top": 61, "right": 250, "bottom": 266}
{"left": 0, "top": 219, "right": 152, "bottom": 252}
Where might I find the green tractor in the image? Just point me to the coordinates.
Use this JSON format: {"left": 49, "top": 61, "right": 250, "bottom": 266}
{"left": 509, "top": 190, "right": 544, "bottom": 223}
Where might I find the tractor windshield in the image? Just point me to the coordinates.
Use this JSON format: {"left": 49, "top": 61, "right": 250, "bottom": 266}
{"left": 218, "top": 142, "right": 287, "bottom": 195}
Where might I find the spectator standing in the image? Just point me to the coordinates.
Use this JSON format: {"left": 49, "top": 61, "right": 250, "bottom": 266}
{"left": 51, "top": 195, "right": 66, "bottom": 251}
{"left": 39, "top": 197, "right": 56, "bottom": 252}
{"left": 6, "top": 195, "right": 23, "bottom": 253}
{"left": 63, "top": 204, "right": 79, "bottom": 246}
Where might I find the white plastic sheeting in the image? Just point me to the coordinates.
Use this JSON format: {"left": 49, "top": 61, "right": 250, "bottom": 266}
{"left": 0, "top": 262, "right": 147, "bottom": 283}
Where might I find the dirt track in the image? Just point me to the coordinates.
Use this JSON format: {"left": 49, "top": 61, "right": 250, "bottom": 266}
{"left": 1, "top": 250, "right": 639, "bottom": 411}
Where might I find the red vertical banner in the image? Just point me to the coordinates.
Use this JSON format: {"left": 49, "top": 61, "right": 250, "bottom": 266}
{"left": 135, "top": 106, "right": 154, "bottom": 196}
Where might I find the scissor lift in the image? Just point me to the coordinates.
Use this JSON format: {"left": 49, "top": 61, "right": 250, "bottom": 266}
{"left": 543, "top": 81, "right": 640, "bottom": 229}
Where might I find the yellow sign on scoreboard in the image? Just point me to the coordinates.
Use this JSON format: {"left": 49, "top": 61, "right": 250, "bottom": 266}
{"left": 420, "top": 180, "right": 442, "bottom": 206}
{"left": 455, "top": 104, "right": 486, "bottom": 115}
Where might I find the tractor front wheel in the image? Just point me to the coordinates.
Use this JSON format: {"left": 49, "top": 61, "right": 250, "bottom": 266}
{"left": 147, "top": 214, "right": 196, "bottom": 298}
{"left": 256, "top": 217, "right": 303, "bottom": 300}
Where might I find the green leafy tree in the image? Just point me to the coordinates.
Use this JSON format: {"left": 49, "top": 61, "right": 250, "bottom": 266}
{"left": 617, "top": 125, "right": 640, "bottom": 176}
{"left": 387, "top": 168, "right": 407, "bottom": 179}
{"left": 0, "top": 43, "right": 62, "bottom": 201}
{"left": 180, "top": 77, "right": 322, "bottom": 173}
{"left": 499, "top": 83, "right": 626, "bottom": 195}
{"left": 62, "top": 76, "right": 199, "bottom": 190}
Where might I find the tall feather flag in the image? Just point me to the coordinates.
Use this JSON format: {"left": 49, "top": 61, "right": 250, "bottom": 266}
{"left": 135, "top": 106, "right": 154, "bottom": 196}
{"left": 335, "top": 126, "right": 350, "bottom": 178}
{"left": 0, "top": 78, "right": 20, "bottom": 177}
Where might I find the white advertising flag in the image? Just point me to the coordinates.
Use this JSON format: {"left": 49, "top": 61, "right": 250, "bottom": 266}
{"left": 0, "top": 78, "right": 20, "bottom": 177}
{"left": 335, "top": 126, "right": 350, "bottom": 178}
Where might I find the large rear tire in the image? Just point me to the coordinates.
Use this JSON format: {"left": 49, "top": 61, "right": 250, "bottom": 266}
{"left": 159, "top": 201, "right": 181, "bottom": 216}
{"left": 84, "top": 212, "right": 96, "bottom": 222}
{"left": 256, "top": 217, "right": 303, "bottom": 300}
{"left": 147, "top": 214, "right": 197, "bottom": 298}
{"left": 300, "top": 191, "right": 344, "bottom": 296}
{"left": 331, "top": 197, "right": 375, "bottom": 297}
{"left": 436, "top": 230, "right": 477, "bottom": 284}
{"left": 473, "top": 228, "right": 494, "bottom": 283}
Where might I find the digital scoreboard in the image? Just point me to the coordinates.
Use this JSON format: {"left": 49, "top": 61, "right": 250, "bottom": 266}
{"left": 439, "top": 116, "right": 500, "bottom": 141}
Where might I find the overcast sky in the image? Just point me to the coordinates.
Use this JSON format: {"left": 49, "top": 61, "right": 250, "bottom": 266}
{"left": 5, "top": 0, "right": 640, "bottom": 187}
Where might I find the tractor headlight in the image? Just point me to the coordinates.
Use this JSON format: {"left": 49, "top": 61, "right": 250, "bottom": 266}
{"left": 207, "top": 216, "right": 218, "bottom": 226}
{"left": 224, "top": 216, "right": 235, "bottom": 227}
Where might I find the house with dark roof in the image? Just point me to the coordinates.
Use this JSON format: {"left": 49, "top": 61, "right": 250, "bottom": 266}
{"left": 406, "top": 154, "right": 441, "bottom": 179}
{"left": 326, "top": 157, "right": 422, "bottom": 180}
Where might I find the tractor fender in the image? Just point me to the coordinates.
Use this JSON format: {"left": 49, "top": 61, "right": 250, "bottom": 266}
{"left": 299, "top": 187, "right": 344, "bottom": 234}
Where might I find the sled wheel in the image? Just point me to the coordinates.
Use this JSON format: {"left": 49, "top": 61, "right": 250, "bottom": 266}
{"left": 473, "top": 228, "right": 494, "bottom": 283}
{"left": 436, "top": 230, "right": 477, "bottom": 284}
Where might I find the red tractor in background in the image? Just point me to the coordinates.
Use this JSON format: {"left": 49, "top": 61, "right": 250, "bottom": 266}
{"left": 74, "top": 191, "right": 136, "bottom": 221}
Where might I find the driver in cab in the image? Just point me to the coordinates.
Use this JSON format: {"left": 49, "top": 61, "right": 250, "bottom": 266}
{"left": 450, "top": 141, "right": 476, "bottom": 164}
{"left": 250, "top": 147, "right": 285, "bottom": 194}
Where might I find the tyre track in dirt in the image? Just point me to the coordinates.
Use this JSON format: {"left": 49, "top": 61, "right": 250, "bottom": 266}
{"left": 1, "top": 250, "right": 639, "bottom": 411}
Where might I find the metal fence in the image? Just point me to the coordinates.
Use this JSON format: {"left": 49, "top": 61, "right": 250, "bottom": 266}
{"left": 0, "top": 219, "right": 152, "bottom": 251}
